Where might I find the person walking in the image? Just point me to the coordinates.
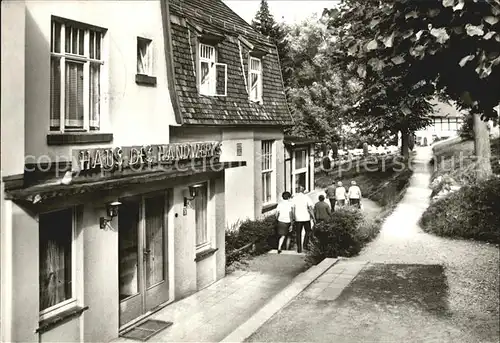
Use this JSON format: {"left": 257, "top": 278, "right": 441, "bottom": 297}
{"left": 292, "top": 185, "right": 315, "bottom": 253}
{"left": 335, "top": 181, "right": 347, "bottom": 208}
{"left": 275, "top": 191, "right": 294, "bottom": 254}
{"left": 325, "top": 183, "right": 337, "bottom": 211}
{"left": 348, "top": 180, "right": 362, "bottom": 209}
{"left": 314, "top": 195, "right": 332, "bottom": 223}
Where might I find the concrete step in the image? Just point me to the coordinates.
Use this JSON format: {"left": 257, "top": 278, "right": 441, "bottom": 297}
{"left": 221, "top": 258, "right": 338, "bottom": 343}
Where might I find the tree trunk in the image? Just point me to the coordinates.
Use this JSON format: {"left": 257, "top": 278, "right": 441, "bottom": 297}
{"left": 400, "top": 129, "right": 409, "bottom": 159}
{"left": 473, "top": 113, "right": 492, "bottom": 181}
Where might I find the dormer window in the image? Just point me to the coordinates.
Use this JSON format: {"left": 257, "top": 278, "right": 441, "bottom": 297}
{"left": 199, "top": 43, "right": 227, "bottom": 96}
{"left": 249, "top": 57, "right": 263, "bottom": 103}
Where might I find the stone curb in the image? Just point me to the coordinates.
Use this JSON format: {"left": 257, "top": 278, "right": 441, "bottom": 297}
{"left": 220, "top": 258, "right": 339, "bottom": 343}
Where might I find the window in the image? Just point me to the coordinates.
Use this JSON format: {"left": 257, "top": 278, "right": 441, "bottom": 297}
{"left": 39, "top": 208, "right": 75, "bottom": 316}
{"left": 261, "top": 140, "right": 274, "bottom": 204}
{"left": 249, "top": 57, "right": 262, "bottom": 103}
{"left": 293, "top": 149, "right": 309, "bottom": 193}
{"left": 137, "top": 37, "right": 153, "bottom": 75}
{"left": 50, "top": 18, "right": 105, "bottom": 132}
{"left": 194, "top": 183, "right": 209, "bottom": 249}
{"left": 236, "top": 142, "right": 243, "bottom": 157}
{"left": 198, "top": 43, "right": 227, "bottom": 96}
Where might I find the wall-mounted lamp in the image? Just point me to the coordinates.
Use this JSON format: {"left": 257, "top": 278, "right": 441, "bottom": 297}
{"left": 183, "top": 184, "right": 204, "bottom": 207}
{"left": 100, "top": 201, "right": 122, "bottom": 229}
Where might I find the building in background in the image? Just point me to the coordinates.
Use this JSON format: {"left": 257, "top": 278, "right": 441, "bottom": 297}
{"left": 415, "top": 99, "right": 466, "bottom": 146}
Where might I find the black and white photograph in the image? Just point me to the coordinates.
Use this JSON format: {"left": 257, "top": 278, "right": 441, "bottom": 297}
{"left": 1, "top": 0, "right": 499, "bottom": 342}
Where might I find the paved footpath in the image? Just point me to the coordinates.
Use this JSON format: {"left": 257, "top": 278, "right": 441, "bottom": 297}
{"left": 113, "top": 253, "right": 307, "bottom": 342}
{"left": 246, "top": 147, "right": 500, "bottom": 343}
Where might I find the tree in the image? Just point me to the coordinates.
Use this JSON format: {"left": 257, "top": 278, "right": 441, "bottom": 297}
{"left": 326, "top": 0, "right": 500, "bottom": 179}
{"left": 251, "top": 0, "right": 292, "bottom": 86}
{"left": 283, "top": 15, "right": 362, "bottom": 144}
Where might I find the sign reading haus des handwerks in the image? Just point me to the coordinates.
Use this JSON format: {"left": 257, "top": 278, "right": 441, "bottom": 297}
{"left": 73, "top": 141, "right": 222, "bottom": 171}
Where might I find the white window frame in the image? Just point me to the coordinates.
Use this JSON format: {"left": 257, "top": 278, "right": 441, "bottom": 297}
{"left": 198, "top": 43, "right": 227, "bottom": 96}
{"left": 248, "top": 57, "right": 263, "bottom": 103}
{"left": 39, "top": 207, "right": 77, "bottom": 321}
{"left": 261, "top": 140, "right": 276, "bottom": 205}
{"left": 50, "top": 18, "right": 105, "bottom": 132}
{"left": 194, "top": 181, "right": 214, "bottom": 252}
{"left": 292, "top": 149, "right": 309, "bottom": 194}
{"left": 137, "top": 37, "right": 153, "bottom": 76}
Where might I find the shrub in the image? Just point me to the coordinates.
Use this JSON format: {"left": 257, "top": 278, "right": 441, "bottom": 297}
{"left": 420, "top": 177, "right": 500, "bottom": 244}
{"left": 305, "top": 207, "right": 364, "bottom": 266}
{"left": 225, "top": 215, "right": 277, "bottom": 267}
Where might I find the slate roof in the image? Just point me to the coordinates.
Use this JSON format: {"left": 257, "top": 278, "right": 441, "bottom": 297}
{"left": 168, "top": 0, "right": 293, "bottom": 126}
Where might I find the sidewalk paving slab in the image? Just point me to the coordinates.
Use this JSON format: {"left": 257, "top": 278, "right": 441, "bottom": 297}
{"left": 220, "top": 258, "right": 339, "bottom": 343}
{"left": 112, "top": 252, "right": 308, "bottom": 343}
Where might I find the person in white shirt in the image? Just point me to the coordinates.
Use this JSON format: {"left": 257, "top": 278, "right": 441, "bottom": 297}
{"left": 348, "top": 180, "right": 362, "bottom": 209}
{"left": 335, "top": 181, "right": 347, "bottom": 208}
{"left": 275, "top": 191, "right": 294, "bottom": 253}
{"left": 292, "top": 185, "right": 315, "bottom": 253}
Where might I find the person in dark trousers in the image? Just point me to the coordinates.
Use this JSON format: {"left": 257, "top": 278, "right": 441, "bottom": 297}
{"left": 292, "top": 185, "right": 316, "bottom": 253}
{"left": 325, "top": 183, "right": 336, "bottom": 211}
{"left": 275, "top": 191, "right": 294, "bottom": 253}
{"left": 314, "top": 195, "right": 332, "bottom": 223}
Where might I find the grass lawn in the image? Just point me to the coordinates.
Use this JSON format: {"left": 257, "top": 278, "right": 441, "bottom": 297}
{"left": 315, "top": 155, "right": 413, "bottom": 207}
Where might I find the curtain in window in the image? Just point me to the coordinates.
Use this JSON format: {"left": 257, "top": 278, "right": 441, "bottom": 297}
{"left": 295, "top": 150, "right": 307, "bottom": 170}
{"left": 89, "top": 63, "right": 100, "bottom": 130}
{"left": 262, "top": 172, "right": 272, "bottom": 203}
{"left": 65, "top": 62, "right": 84, "bottom": 129}
{"left": 50, "top": 58, "right": 61, "bottom": 129}
{"left": 200, "top": 61, "right": 211, "bottom": 93}
{"left": 261, "top": 141, "right": 272, "bottom": 171}
{"left": 250, "top": 73, "right": 259, "bottom": 100}
{"left": 195, "top": 185, "right": 208, "bottom": 247}
{"left": 145, "top": 196, "right": 165, "bottom": 288}
{"left": 39, "top": 209, "right": 72, "bottom": 311}
{"left": 137, "top": 43, "right": 147, "bottom": 74}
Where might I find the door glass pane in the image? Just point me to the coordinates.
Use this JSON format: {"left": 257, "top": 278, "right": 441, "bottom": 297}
{"left": 119, "top": 200, "right": 140, "bottom": 301}
{"left": 195, "top": 185, "right": 208, "bottom": 247}
{"left": 39, "top": 209, "right": 72, "bottom": 311}
{"left": 145, "top": 195, "right": 165, "bottom": 288}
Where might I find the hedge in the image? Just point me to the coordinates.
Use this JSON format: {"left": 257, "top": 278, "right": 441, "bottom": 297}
{"left": 420, "top": 177, "right": 500, "bottom": 244}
